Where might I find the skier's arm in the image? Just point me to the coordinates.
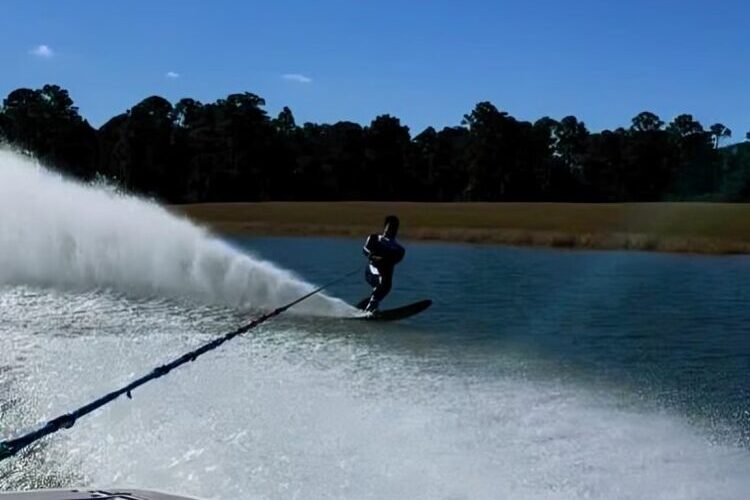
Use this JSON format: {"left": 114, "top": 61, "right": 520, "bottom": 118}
{"left": 363, "top": 234, "right": 381, "bottom": 259}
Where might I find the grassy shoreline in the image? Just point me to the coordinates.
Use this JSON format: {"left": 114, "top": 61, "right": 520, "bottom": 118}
{"left": 172, "top": 202, "right": 750, "bottom": 255}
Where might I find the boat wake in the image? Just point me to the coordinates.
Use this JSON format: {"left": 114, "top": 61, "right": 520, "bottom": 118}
{"left": 1, "top": 292, "right": 749, "bottom": 499}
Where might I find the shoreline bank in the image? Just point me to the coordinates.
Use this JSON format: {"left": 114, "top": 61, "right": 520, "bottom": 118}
{"left": 172, "top": 202, "right": 750, "bottom": 255}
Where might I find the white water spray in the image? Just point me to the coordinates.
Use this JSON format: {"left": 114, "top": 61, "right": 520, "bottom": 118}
{"left": 0, "top": 149, "right": 354, "bottom": 315}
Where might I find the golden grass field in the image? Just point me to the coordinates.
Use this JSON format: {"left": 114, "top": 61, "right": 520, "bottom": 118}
{"left": 172, "top": 202, "right": 750, "bottom": 254}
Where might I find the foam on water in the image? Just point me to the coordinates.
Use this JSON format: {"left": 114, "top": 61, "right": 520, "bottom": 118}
{"left": 1, "top": 290, "right": 749, "bottom": 500}
{"left": 0, "top": 149, "right": 353, "bottom": 316}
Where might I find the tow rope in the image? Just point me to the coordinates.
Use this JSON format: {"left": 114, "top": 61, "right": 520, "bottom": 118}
{"left": 0, "top": 267, "right": 361, "bottom": 462}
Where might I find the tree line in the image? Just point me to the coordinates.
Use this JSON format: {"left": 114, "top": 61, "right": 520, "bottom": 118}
{"left": 1, "top": 84, "right": 749, "bottom": 203}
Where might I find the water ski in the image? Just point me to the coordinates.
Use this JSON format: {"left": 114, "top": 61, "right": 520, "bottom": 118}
{"left": 352, "top": 299, "right": 432, "bottom": 321}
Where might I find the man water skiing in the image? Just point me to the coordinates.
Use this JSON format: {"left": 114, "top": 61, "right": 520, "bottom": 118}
{"left": 360, "top": 215, "right": 405, "bottom": 313}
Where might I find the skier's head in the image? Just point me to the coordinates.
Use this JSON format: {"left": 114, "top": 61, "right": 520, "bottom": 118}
{"left": 384, "top": 215, "right": 400, "bottom": 238}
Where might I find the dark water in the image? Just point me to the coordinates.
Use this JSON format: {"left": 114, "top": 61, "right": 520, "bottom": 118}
{"left": 240, "top": 236, "right": 750, "bottom": 446}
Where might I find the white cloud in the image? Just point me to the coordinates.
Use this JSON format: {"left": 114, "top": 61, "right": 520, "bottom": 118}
{"left": 30, "top": 45, "right": 54, "bottom": 58}
{"left": 166, "top": 71, "right": 180, "bottom": 79}
{"left": 282, "top": 73, "right": 312, "bottom": 84}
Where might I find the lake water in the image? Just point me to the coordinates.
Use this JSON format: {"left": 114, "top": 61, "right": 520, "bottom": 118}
{"left": 248, "top": 235, "right": 750, "bottom": 441}
{"left": 2, "top": 234, "right": 750, "bottom": 500}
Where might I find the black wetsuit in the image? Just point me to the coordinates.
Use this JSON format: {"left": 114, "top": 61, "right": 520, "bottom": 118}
{"left": 362, "top": 234, "right": 405, "bottom": 309}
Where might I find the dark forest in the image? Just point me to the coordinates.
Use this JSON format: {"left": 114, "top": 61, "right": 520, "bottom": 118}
{"left": 2, "top": 84, "right": 749, "bottom": 203}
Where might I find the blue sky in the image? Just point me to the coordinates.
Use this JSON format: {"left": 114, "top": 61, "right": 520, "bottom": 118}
{"left": 1, "top": 0, "right": 748, "bottom": 138}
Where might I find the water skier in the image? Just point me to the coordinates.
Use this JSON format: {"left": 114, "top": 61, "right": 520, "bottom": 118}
{"left": 361, "top": 215, "right": 405, "bottom": 313}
